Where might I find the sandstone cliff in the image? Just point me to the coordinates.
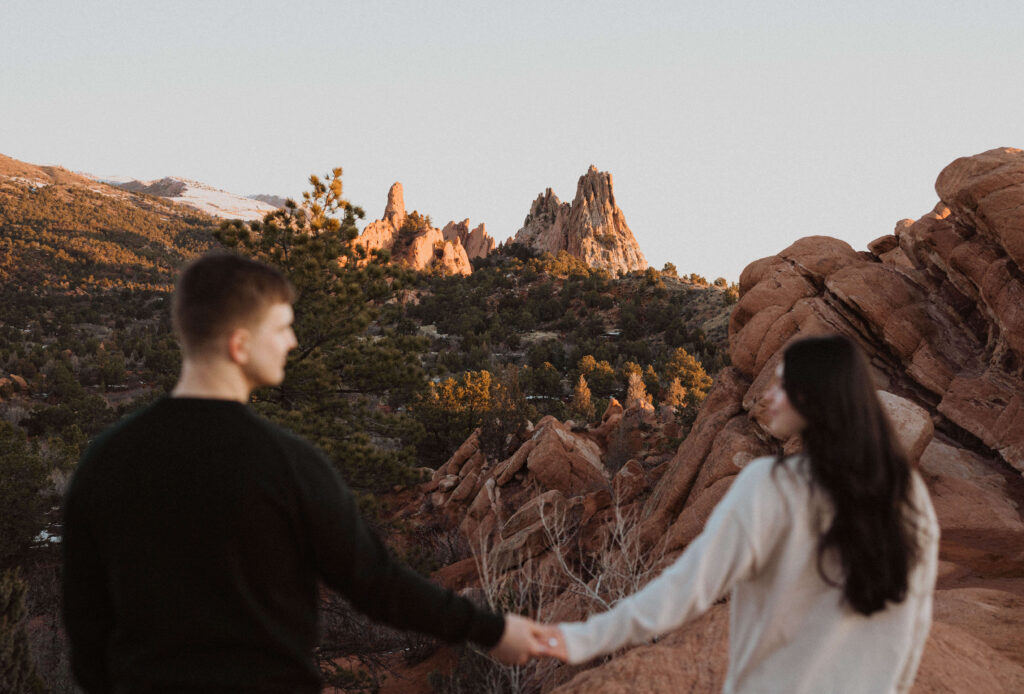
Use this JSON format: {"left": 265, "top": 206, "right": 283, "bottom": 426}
{"left": 409, "top": 148, "right": 1024, "bottom": 693}
{"left": 513, "top": 166, "right": 648, "bottom": 275}
{"left": 352, "top": 182, "right": 472, "bottom": 275}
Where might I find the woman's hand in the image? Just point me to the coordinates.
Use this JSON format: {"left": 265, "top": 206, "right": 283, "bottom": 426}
{"left": 533, "top": 623, "right": 569, "bottom": 662}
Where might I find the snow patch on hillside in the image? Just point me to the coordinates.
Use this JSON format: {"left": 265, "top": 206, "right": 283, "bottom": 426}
{"left": 83, "top": 174, "right": 280, "bottom": 221}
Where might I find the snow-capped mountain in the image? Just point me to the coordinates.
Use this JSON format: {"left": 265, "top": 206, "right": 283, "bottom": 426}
{"left": 85, "top": 174, "right": 283, "bottom": 221}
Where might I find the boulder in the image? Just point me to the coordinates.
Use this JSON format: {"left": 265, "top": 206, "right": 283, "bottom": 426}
{"left": 434, "top": 429, "right": 482, "bottom": 479}
{"left": 502, "top": 489, "right": 569, "bottom": 538}
{"left": 526, "top": 419, "right": 607, "bottom": 496}
{"left": 876, "top": 390, "right": 934, "bottom": 465}
{"left": 549, "top": 605, "right": 730, "bottom": 694}
{"left": 612, "top": 460, "right": 647, "bottom": 505}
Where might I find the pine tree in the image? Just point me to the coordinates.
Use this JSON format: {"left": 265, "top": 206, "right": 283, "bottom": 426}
{"left": 663, "top": 348, "right": 713, "bottom": 437}
{"left": 642, "top": 364, "right": 660, "bottom": 401}
{"left": 570, "top": 375, "right": 595, "bottom": 424}
{"left": 576, "top": 355, "right": 617, "bottom": 398}
{"left": 411, "top": 370, "right": 494, "bottom": 467}
{"left": 216, "top": 169, "right": 428, "bottom": 497}
{"left": 662, "top": 376, "right": 688, "bottom": 409}
{"left": 0, "top": 423, "right": 49, "bottom": 565}
{"left": 664, "top": 347, "right": 713, "bottom": 400}
{"left": 478, "top": 364, "right": 530, "bottom": 460}
{"left": 0, "top": 569, "right": 45, "bottom": 694}
{"left": 625, "top": 372, "right": 652, "bottom": 409}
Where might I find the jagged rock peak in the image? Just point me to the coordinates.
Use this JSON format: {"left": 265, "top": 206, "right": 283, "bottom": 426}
{"left": 442, "top": 219, "right": 495, "bottom": 260}
{"left": 575, "top": 164, "right": 616, "bottom": 209}
{"left": 526, "top": 189, "right": 566, "bottom": 228}
{"left": 352, "top": 181, "right": 471, "bottom": 276}
{"left": 513, "top": 166, "right": 647, "bottom": 274}
{"left": 383, "top": 182, "right": 406, "bottom": 230}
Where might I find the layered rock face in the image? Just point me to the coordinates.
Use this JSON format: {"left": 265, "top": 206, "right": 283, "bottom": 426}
{"left": 409, "top": 149, "right": 1024, "bottom": 693}
{"left": 513, "top": 166, "right": 648, "bottom": 274}
{"left": 352, "top": 182, "right": 474, "bottom": 275}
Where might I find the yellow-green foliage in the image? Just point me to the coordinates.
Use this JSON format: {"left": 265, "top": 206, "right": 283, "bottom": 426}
{"left": 571, "top": 374, "right": 595, "bottom": 423}
{"left": 0, "top": 181, "right": 213, "bottom": 293}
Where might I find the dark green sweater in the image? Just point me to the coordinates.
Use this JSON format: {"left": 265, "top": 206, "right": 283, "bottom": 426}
{"left": 62, "top": 397, "right": 504, "bottom": 693}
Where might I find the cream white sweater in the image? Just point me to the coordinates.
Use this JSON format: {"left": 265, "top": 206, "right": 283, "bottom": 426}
{"left": 559, "top": 456, "right": 939, "bottom": 694}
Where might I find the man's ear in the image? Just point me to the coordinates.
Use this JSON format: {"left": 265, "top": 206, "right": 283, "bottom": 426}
{"left": 227, "top": 327, "right": 250, "bottom": 365}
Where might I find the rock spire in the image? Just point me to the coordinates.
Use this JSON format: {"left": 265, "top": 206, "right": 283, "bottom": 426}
{"left": 352, "top": 182, "right": 474, "bottom": 275}
{"left": 513, "top": 165, "right": 648, "bottom": 274}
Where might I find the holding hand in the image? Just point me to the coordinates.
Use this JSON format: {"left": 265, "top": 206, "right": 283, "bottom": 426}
{"left": 489, "top": 614, "right": 570, "bottom": 665}
{"left": 533, "top": 623, "right": 569, "bottom": 662}
{"left": 490, "top": 614, "right": 547, "bottom": 665}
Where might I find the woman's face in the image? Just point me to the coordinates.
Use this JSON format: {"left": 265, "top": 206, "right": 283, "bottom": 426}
{"left": 763, "top": 363, "right": 808, "bottom": 439}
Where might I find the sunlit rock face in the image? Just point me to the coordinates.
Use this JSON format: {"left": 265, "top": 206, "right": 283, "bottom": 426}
{"left": 352, "top": 182, "right": 472, "bottom": 276}
{"left": 611, "top": 146, "right": 1024, "bottom": 694}
{"left": 442, "top": 219, "right": 494, "bottom": 260}
{"left": 728, "top": 147, "right": 1024, "bottom": 475}
{"left": 406, "top": 149, "right": 1024, "bottom": 693}
{"left": 514, "top": 165, "right": 648, "bottom": 274}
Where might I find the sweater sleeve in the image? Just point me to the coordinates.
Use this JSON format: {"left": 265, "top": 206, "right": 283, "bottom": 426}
{"left": 559, "top": 460, "right": 785, "bottom": 664}
{"left": 290, "top": 443, "right": 505, "bottom": 648}
{"left": 896, "top": 472, "right": 940, "bottom": 694}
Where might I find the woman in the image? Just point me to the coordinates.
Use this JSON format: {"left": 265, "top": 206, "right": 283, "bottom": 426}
{"left": 537, "top": 334, "right": 939, "bottom": 693}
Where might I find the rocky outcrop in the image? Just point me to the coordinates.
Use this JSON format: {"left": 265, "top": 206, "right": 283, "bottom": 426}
{"left": 441, "top": 219, "right": 495, "bottom": 260}
{"left": 415, "top": 398, "right": 676, "bottom": 573}
{"left": 383, "top": 181, "right": 406, "bottom": 230}
{"left": 117, "top": 177, "right": 188, "bottom": 197}
{"left": 729, "top": 149, "right": 1024, "bottom": 475}
{"left": 513, "top": 166, "right": 648, "bottom": 275}
{"left": 352, "top": 182, "right": 472, "bottom": 276}
{"left": 247, "top": 193, "right": 288, "bottom": 208}
{"left": 407, "top": 148, "right": 1024, "bottom": 693}
{"left": 616, "top": 147, "right": 1024, "bottom": 693}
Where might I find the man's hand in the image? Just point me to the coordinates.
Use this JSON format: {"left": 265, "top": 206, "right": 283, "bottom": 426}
{"left": 490, "top": 614, "right": 549, "bottom": 665}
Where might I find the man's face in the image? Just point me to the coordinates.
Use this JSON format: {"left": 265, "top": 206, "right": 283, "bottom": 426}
{"left": 240, "top": 302, "right": 298, "bottom": 388}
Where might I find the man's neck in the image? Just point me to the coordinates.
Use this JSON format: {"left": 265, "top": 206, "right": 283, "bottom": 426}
{"left": 171, "top": 358, "right": 252, "bottom": 403}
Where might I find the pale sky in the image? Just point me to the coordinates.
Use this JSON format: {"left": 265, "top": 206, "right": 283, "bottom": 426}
{"left": 3, "top": 0, "right": 1022, "bottom": 280}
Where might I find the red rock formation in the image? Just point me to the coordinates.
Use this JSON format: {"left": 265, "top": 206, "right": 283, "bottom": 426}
{"left": 441, "top": 219, "right": 495, "bottom": 260}
{"left": 403, "top": 148, "right": 1024, "bottom": 693}
{"left": 610, "top": 147, "right": 1024, "bottom": 693}
{"left": 352, "top": 182, "right": 472, "bottom": 275}
{"left": 375, "top": 148, "right": 1024, "bottom": 692}
{"left": 514, "top": 166, "right": 648, "bottom": 275}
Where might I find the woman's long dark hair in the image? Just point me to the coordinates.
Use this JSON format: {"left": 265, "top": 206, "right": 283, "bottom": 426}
{"left": 779, "top": 334, "right": 918, "bottom": 615}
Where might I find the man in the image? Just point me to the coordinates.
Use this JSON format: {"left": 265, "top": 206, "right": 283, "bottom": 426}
{"left": 63, "top": 253, "right": 541, "bottom": 692}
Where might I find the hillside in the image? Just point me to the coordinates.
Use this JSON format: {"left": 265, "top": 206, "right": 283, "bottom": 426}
{"left": 0, "top": 154, "right": 217, "bottom": 293}
{"left": 0, "top": 155, "right": 735, "bottom": 689}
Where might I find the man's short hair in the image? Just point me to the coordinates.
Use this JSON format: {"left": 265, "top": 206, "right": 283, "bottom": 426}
{"left": 172, "top": 253, "right": 296, "bottom": 356}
